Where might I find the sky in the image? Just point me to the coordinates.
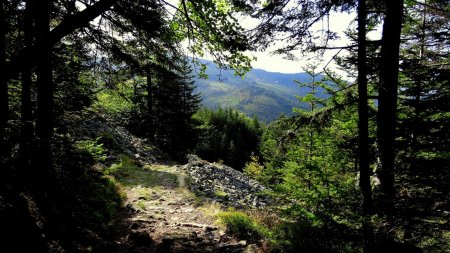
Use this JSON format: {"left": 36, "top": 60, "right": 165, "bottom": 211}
{"left": 245, "top": 11, "right": 356, "bottom": 74}
{"left": 76, "top": 0, "right": 381, "bottom": 76}
{"left": 164, "top": 0, "right": 364, "bottom": 75}
{"left": 79, "top": 0, "right": 381, "bottom": 77}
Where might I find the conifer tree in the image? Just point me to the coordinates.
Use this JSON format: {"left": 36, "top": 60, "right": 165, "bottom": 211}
{"left": 0, "top": 2, "right": 7, "bottom": 162}
{"left": 151, "top": 59, "right": 201, "bottom": 159}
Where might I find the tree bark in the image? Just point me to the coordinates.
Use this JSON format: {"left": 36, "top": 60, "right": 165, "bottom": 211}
{"left": 20, "top": 0, "right": 35, "bottom": 175}
{"left": 34, "top": 0, "right": 53, "bottom": 183}
{"left": 358, "top": 0, "right": 374, "bottom": 251}
{"left": 411, "top": 1, "right": 427, "bottom": 154}
{"left": 4, "top": 0, "right": 117, "bottom": 82}
{"left": 147, "top": 72, "right": 154, "bottom": 141}
{"left": 49, "top": 0, "right": 116, "bottom": 44}
{"left": 377, "top": 0, "right": 404, "bottom": 215}
{"left": 0, "top": 2, "right": 8, "bottom": 160}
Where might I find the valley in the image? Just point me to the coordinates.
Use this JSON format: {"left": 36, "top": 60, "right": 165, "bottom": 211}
{"left": 193, "top": 59, "right": 328, "bottom": 122}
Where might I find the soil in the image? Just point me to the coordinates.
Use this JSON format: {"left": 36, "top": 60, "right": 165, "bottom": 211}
{"left": 110, "top": 164, "right": 266, "bottom": 253}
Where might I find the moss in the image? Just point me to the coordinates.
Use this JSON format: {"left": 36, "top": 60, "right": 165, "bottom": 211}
{"left": 214, "top": 189, "right": 228, "bottom": 198}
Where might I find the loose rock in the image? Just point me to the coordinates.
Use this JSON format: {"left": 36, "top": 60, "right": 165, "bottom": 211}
{"left": 180, "top": 155, "right": 271, "bottom": 208}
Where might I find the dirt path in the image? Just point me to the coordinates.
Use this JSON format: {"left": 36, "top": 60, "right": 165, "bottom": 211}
{"left": 111, "top": 164, "right": 261, "bottom": 253}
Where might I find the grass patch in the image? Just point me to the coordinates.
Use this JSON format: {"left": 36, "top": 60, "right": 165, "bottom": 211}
{"left": 216, "top": 210, "right": 269, "bottom": 241}
{"left": 133, "top": 187, "right": 152, "bottom": 200}
{"left": 199, "top": 202, "right": 223, "bottom": 218}
{"left": 216, "top": 209, "right": 291, "bottom": 250}
{"left": 110, "top": 155, "right": 178, "bottom": 189}
{"left": 136, "top": 200, "right": 147, "bottom": 210}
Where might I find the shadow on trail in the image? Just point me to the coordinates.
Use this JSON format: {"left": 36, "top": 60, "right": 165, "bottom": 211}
{"left": 114, "top": 165, "right": 180, "bottom": 190}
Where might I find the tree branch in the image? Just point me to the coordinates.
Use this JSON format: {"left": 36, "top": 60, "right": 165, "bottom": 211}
{"left": 5, "top": 0, "right": 118, "bottom": 81}
{"left": 52, "top": 0, "right": 116, "bottom": 43}
{"left": 311, "top": 45, "right": 357, "bottom": 51}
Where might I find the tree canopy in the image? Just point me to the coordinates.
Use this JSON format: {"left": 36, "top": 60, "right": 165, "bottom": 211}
{"left": 0, "top": 0, "right": 448, "bottom": 252}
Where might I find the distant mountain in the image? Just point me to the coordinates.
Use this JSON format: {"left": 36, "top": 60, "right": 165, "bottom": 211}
{"left": 192, "top": 59, "right": 327, "bottom": 122}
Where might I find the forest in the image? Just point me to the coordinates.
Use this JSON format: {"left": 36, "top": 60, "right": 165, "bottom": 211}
{"left": 0, "top": 0, "right": 449, "bottom": 252}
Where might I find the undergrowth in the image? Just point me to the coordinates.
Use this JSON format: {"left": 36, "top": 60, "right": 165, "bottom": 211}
{"left": 108, "top": 154, "right": 179, "bottom": 188}
{"left": 217, "top": 210, "right": 269, "bottom": 241}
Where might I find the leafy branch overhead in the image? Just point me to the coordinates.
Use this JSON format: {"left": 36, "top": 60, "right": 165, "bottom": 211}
{"left": 0, "top": 0, "right": 448, "bottom": 252}
{"left": 170, "top": 0, "right": 254, "bottom": 77}
{"left": 4, "top": 0, "right": 255, "bottom": 82}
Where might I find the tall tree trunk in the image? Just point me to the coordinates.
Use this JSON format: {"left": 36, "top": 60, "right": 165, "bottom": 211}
{"left": 34, "top": 0, "right": 53, "bottom": 184}
{"left": 358, "top": 0, "right": 374, "bottom": 251}
{"left": 4, "top": 0, "right": 117, "bottom": 84}
{"left": 309, "top": 73, "right": 316, "bottom": 163}
{"left": 377, "top": 0, "right": 404, "bottom": 215}
{"left": 0, "top": 2, "right": 8, "bottom": 160}
{"left": 20, "top": 0, "right": 35, "bottom": 176}
{"left": 411, "top": 1, "right": 427, "bottom": 154}
{"left": 147, "top": 73, "right": 154, "bottom": 141}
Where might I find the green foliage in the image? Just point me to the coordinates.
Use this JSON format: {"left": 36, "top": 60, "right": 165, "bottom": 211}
{"left": 194, "top": 59, "right": 320, "bottom": 122}
{"left": 217, "top": 211, "right": 268, "bottom": 240}
{"left": 76, "top": 175, "right": 124, "bottom": 229}
{"left": 214, "top": 189, "right": 228, "bottom": 198}
{"left": 171, "top": 0, "right": 253, "bottom": 77}
{"left": 53, "top": 41, "right": 96, "bottom": 115}
{"left": 93, "top": 82, "right": 134, "bottom": 115}
{"left": 243, "top": 155, "right": 264, "bottom": 180}
{"left": 0, "top": 0, "right": 274, "bottom": 251}
{"left": 151, "top": 64, "right": 201, "bottom": 160}
{"left": 194, "top": 107, "right": 263, "bottom": 170}
{"left": 67, "top": 140, "right": 125, "bottom": 226}
{"left": 257, "top": 70, "right": 368, "bottom": 251}
{"left": 110, "top": 154, "right": 179, "bottom": 188}
{"left": 104, "top": 162, "right": 121, "bottom": 176}
{"left": 126, "top": 59, "right": 201, "bottom": 161}
{"left": 393, "top": 2, "right": 450, "bottom": 250}
{"left": 74, "top": 138, "right": 107, "bottom": 163}
{"left": 106, "top": 154, "right": 141, "bottom": 179}
{"left": 2, "top": 0, "right": 448, "bottom": 251}
{"left": 261, "top": 110, "right": 361, "bottom": 215}
{"left": 41, "top": 136, "right": 126, "bottom": 249}
{"left": 98, "top": 131, "right": 116, "bottom": 149}
{"left": 293, "top": 64, "right": 328, "bottom": 115}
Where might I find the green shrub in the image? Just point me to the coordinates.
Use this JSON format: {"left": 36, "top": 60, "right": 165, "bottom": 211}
{"left": 93, "top": 88, "right": 133, "bottom": 114}
{"left": 105, "top": 154, "right": 140, "bottom": 177}
{"left": 243, "top": 155, "right": 264, "bottom": 180}
{"left": 194, "top": 108, "right": 263, "bottom": 170}
{"left": 98, "top": 131, "right": 116, "bottom": 149}
{"left": 217, "top": 211, "right": 268, "bottom": 240}
{"left": 49, "top": 135, "right": 126, "bottom": 248}
{"left": 77, "top": 174, "right": 125, "bottom": 229}
{"left": 214, "top": 189, "right": 228, "bottom": 198}
{"left": 74, "top": 138, "right": 107, "bottom": 162}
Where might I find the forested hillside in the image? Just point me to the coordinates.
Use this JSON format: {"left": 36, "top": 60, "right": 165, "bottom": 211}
{"left": 0, "top": 1, "right": 449, "bottom": 253}
{"left": 193, "top": 59, "right": 328, "bottom": 122}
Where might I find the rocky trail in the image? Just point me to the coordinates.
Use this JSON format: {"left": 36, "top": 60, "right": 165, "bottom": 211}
{"left": 108, "top": 156, "right": 270, "bottom": 253}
